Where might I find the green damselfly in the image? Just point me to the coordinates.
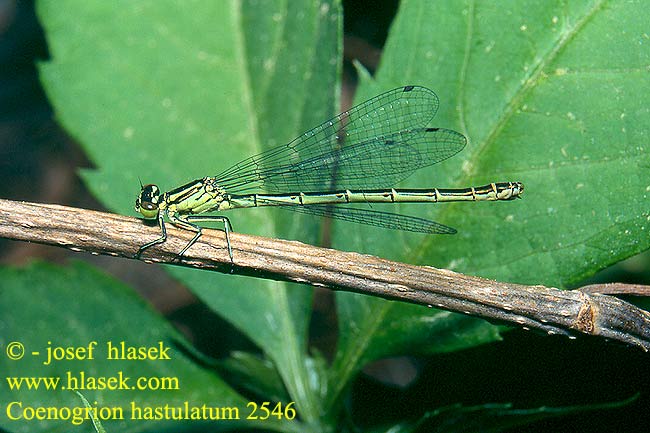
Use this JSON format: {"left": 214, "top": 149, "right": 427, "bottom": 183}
{"left": 135, "top": 86, "right": 523, "bottom": 261}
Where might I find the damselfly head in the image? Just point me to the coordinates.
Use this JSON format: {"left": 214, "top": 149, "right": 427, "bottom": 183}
{"left": 135, "top": 184, "right": 161, "bottom": 219}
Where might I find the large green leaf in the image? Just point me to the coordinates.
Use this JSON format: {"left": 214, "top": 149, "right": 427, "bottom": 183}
{"left": 0, "top": 261, "right": 271, "bottom": 433}
{"left": 348, "top": 0, "right": 649, "bottom": 283}
{"left": 37, "top": 0, "right": 341, "bottom": 427}
{"left": 328, "top": 0, "right": 650, "bottom": 406}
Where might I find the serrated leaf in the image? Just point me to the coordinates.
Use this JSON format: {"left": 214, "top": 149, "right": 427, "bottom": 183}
{"left": 37, "top": 0, "right": 341, "bottom": 427}
{"left": 353, "top": 0, "right": 650, "bottom": 283}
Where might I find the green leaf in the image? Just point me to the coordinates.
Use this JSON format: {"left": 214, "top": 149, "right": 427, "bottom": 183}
{"left": 352, "top": 0, "right": 650, "bottom": 284}
{"left": 326, "top": 294, "right": 502, "bottom": 411}
{"left": 218, "top": 351, "right": 289, "bottom": 403}
{"left": 329, "top": 0, "right": 650, "bottom": 407}
{"left": 0, "top": 261, "right": 269, "bottom": 433}
{"left": 36, "top": 0, "right": 341, "bottom": 427}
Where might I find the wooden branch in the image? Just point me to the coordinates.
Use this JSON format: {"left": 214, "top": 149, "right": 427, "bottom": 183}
{"left": 1, "top": 198, "right": 649, "bottom": 351}
{"left": 578, "top": 282, "right": 650, "bottom": 296}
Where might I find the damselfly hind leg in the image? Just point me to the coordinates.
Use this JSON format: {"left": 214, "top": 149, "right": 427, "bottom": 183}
{"left": 135, "top": 214, "right": 167, "bottom": 259}
{"left": 171, "top": 214, "right": 234, "bottom": 262}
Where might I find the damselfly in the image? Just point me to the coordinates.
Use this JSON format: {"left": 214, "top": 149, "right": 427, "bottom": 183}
{"left": 135, "top": 85, "right": 523, "bottom": 261}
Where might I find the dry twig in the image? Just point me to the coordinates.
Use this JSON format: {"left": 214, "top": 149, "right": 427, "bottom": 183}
{"left": 1, "top": 198, "right": 648, "bottom": 351}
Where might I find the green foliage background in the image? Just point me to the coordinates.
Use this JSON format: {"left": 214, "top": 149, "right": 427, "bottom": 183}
{"left": 1, "top": 1, "right": 648, "bottom": 432}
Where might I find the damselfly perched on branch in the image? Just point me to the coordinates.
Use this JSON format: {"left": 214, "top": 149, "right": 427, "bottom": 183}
{"left": 135, "top": 86, "right": 523, "bottom": 261}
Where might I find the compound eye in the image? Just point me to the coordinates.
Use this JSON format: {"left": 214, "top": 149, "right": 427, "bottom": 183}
{"left": 136, "top": 184, "right": 161, "bottom": 219}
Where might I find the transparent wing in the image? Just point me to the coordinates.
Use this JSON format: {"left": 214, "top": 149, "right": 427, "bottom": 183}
{"left": 216, "top": 86, "right": 466, "bottom": 194}
{"left": 269, "top": 202, "right": 457, "bottom": 234}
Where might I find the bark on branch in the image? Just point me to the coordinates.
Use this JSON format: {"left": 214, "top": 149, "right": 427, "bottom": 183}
{"left": 1, "top": 198, "right": 648, "bottom": 351}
